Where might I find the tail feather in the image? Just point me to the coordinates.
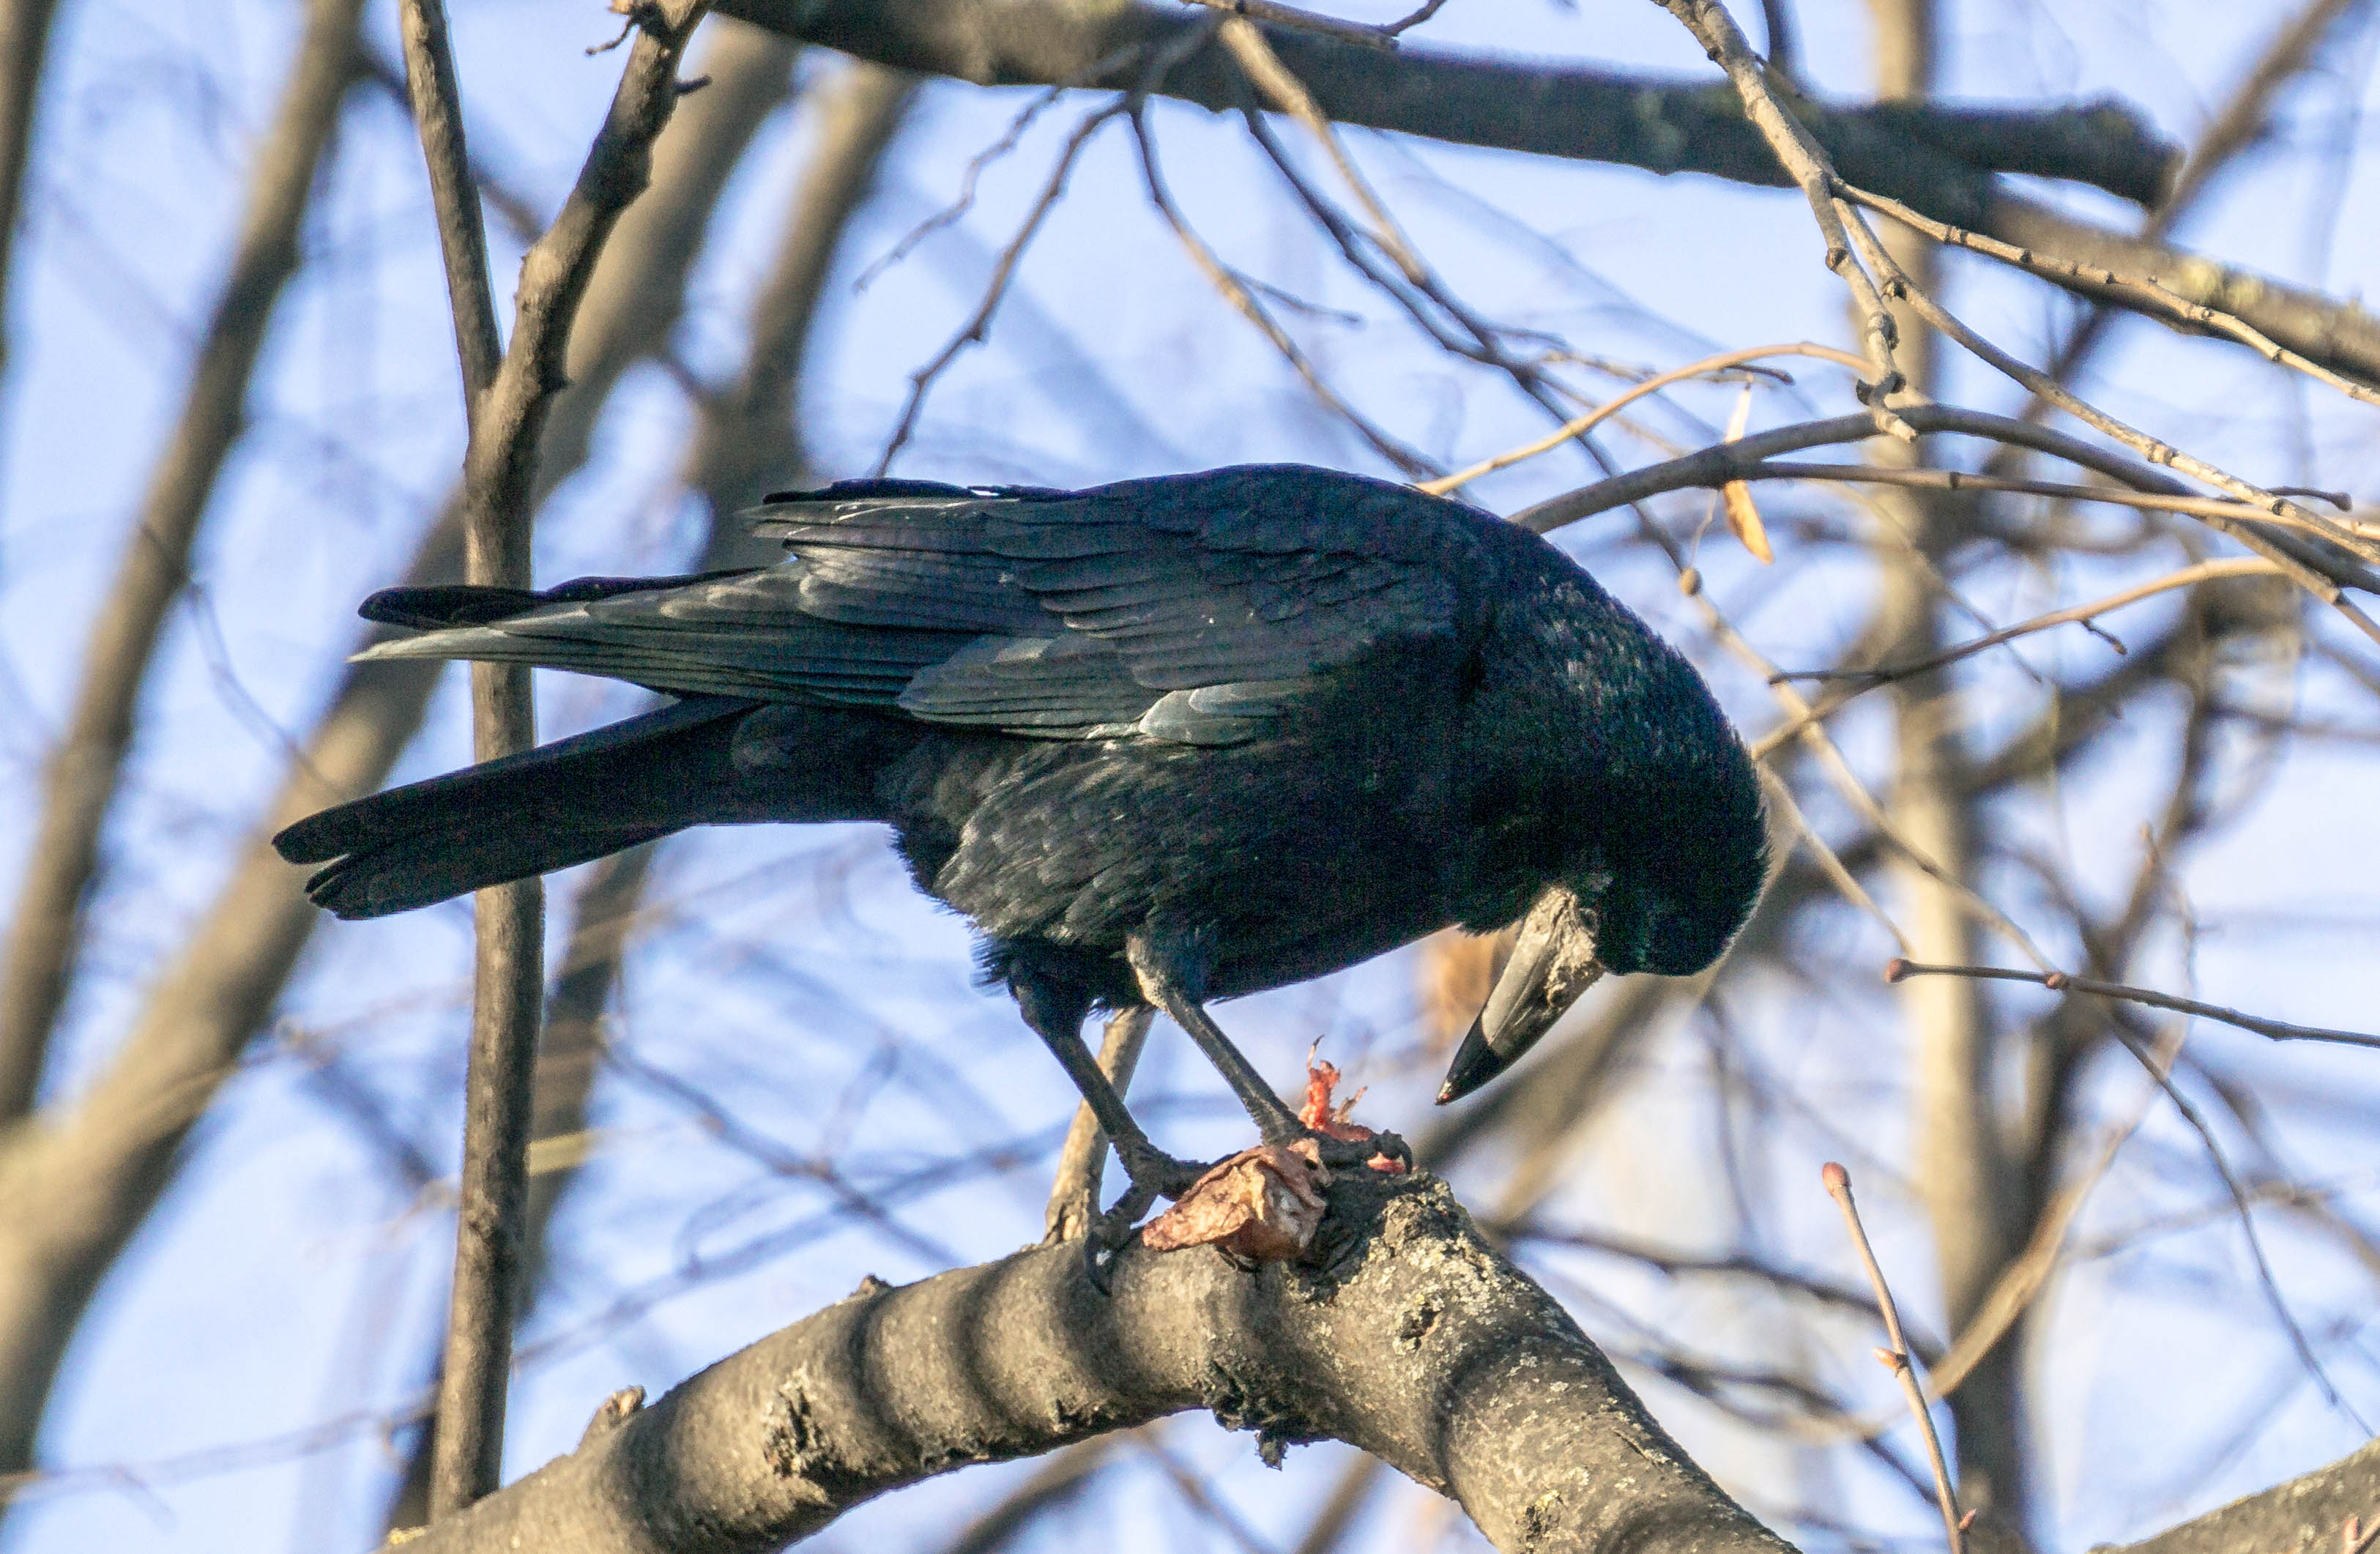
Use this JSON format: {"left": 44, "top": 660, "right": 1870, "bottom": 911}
{"left": 275, "top": 696, "right": 757, "bottom": 919}
{"left": 358, "top": 571, "right": 757, "bottom": 630}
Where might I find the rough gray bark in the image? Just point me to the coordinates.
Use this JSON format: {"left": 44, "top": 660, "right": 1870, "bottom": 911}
{"left": 396, "top": 1174, "right": 1798, "bottom": 1554}
{"left": 710, "top": 0, "right": 2380, "bottom": 390}
{"left": 2108, "top": 1437, "right": 2380, "bottom": 1554}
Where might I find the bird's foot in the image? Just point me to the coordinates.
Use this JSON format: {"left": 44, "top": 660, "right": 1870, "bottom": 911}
{"left": 1082, "top": 1140, "right": 1211, "bottom": 1291}
{"left": 1262, "top": 1123, "right": 1413, "bottom": 1176}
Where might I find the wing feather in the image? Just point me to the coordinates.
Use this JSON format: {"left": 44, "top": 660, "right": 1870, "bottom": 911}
{"left": 360, "top": 467, "right": 1479, "bottom": 746}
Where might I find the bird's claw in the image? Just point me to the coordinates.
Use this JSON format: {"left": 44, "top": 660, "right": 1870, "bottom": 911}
{"left": 1082, "top": 1142, "right": 1210, "bottom": 1293}
{"left": 1263, "top": 1124, "right": 1413, "bottom": 1175}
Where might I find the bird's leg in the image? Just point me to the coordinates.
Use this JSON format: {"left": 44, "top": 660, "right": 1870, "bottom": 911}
{"left": 1128, "top": 931, "right": 1415, "bottom": 1175}
{"left": 1126, "top": 932, "right": 1304, "bottom": 1144}
{"left": 1012, "top": 976, "right": 1205, "bottom": 1204}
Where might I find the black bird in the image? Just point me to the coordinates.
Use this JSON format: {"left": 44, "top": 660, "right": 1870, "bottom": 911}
{"left": 275, "top": 465, "right": 1766, "bottom": 1218}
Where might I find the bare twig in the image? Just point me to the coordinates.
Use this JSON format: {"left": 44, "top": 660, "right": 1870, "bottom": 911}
{"left": 1843, "top": 181, "right": 2380, "bottom": 413}
{"left": 1418, "top": 343, "right": 1864, "bottom": 496}
{"left": 1822, "top": 1162, "right": 1965, "bottom": 1554}
{"left": 1679, "top": 572, "right": 2059, "bottom": 970}
{"left": 1883, "top": 960, "right": 2380, "bottom": 1051}
{"left": 1511, "top": 403, "right": 2380, "bottom": 602}
{"left": 1651, "top": 0, "right": 1909, "bottom": 425}
{"left": 1758, "top": 770, "right": 1911, "bottom": 956}
{"left": 1834, "top": 207, "right": 2380, "bottom": 647}
{"left": 1726, "top": 463, "right": 2380, "bottom": 545}
{"left": 1992, "top": 0, "right": 2372, "bottom": 431}
{"left": 401, "top": 0, "right": 718, "bottom": 1515}
{"left": 398, "top": 0, "right": 502, "bottom": 403}
{"left": 1771, "top": 559, "right": 2284, "bottom": 689}
{"left": 874, "top": 99, "right": 1123, "bottom": 474}
{"left": 1131, "top": 100, "right": 1438, "bottom": 477}
{"left": 854, "top": 48, "right": 1128, "bottom": 293}
{"left": 1044, "top": 1008, "right": 1155, "bottom": 1243}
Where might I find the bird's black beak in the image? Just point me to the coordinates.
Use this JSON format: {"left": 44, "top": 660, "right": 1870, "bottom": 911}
{"left": 1435, "top": 887, "right": 1604, "bottom": 1104}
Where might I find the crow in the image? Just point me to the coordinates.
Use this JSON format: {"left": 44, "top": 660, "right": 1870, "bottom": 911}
{"left": 276, "top": 465, "right": 1767, "bottom": 1226}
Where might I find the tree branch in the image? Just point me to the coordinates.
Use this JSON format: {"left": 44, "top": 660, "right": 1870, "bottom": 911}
{"left": 2108, "top": 1437, "right": 2379, "bottom": 1554}
{"left": 397, "top": 1175, "right": 1795, "bottom": 1554}
{"left": 709, "top": 0, "right": 2380, "bottom": 390}
{"left": 0, "top": 12, "right": 776, "bottom": 1492}
{"left": 387, "top": 54, "right": 912, "bottom": 1527}
{"left": 0, "top": 0, "right": 64, "bottom": 388}
{"left": 0, "top": 0, "right": 365, "bottom": 1131}
{"left": 392, "top": 0, "right": 540, "bottom": 1510}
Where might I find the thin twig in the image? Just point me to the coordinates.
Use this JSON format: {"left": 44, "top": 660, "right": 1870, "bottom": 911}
{"left": 1833, "top": 205, "right": 2380, "bottom": 648}
{"left": 2099, "top": 1015, "right": 2368, "bottom": 1428}
{"left": 1822, "top": 1162, "right": 1966, "bottom": 1554}
{"left": 1511, "top": 401, "right": 2380, "bottom": 597}
{"left": 1759, "top": 769, "right": 1911, "bottom": 956}
{"left": 1380, "top": 0, "right": 1452, "bottom": 37}
{"left": 1132, "top": 101, "right": 1439, "bottom": 477}
{"left": 398, "top": 0, "right": 502, "bottom": 404}
{"left": 855, "top": 40, "right": 1145, "bottom": 294}
{"left": 1842, "top": 179, "right": 2380, "bottom": 414}
{"left": 1729, "top": 462, "right": 2380, "bottom": 543}
{"left": 1044, "top": 1007, "right": 1155, "bottom": 1243}
{"left": 1652, "top": 0, "right": 1911, "bottom": 428}
{"left": 1418, "top": 343, "right": 1864, "bottom": 496}
{"left": 1681, "top": 572, "right": 2058, "bottom": 970}
{"left": 1771, "top": 559, "right": 2283, "bottom": 688}
{"left": 1221, "top": 38, "right": 1677, "bottom": 497}
{"left": 873, "top": 100, "right": 1126, "bottom": 474}
{"left": 1886, "top": 961, "right": 2380, "bottom": 1051}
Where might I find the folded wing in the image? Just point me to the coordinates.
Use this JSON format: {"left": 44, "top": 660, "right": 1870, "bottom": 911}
{"left": 357, "top": 465, "right": 1471, "bottom": 746}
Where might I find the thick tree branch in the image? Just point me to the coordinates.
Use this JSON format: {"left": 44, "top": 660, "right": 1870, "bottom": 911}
{"left": 713, "top": 0, "right": 2380, "bottom": 388}
{"left": 2108, "top": 1437, "right": 2379, "bottom": 1554}
{"left": 398, "top": 1175, "right": 1795, "bottom": 1554}
{"left": 718, "top": 0, "right": 2167, "bottom": 207}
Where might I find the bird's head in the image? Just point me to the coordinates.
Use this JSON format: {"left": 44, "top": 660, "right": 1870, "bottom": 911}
{"left": 1437, "top": 733, "right": 1769, "bottom": 1105}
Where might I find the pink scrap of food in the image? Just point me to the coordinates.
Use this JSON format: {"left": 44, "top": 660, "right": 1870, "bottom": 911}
{"left": 1300, "top": 1053, "right": 1407, "bottom": 1173}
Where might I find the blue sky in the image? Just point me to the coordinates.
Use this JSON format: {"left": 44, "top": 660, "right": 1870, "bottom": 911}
{"left": 1, "top": 0, "right": 2377, "bottom": 1550}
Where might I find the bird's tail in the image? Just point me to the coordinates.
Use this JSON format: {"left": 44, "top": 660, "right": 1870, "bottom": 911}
{"left": 273, "top": 696, "right": 756, "bottom": 919}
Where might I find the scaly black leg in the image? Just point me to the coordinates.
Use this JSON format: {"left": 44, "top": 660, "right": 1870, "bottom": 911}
{"left": 1126, "top": 931, "right": 1304, "bottom": 1143}
{"left": 1011, "top": 970, "right": 1205, "bottom": 1284}
{"left": 1127, "top": 930, "right": 1416, "bottom": 1175}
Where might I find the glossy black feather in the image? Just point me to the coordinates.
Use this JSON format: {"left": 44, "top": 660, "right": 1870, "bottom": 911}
{"left": 278, "top": 464, "right": 1769, "bottom": 1072}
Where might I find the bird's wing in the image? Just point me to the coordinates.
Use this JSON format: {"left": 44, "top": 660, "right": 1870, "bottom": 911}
{"left": 749, "top": 466, "right": 1469, "bottom": 743}
{"left": 355, "top": 466, "right": 1473, "bottom": 746}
